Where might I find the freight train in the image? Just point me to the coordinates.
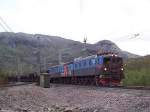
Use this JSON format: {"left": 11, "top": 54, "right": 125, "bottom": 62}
{"left": 47, "top": 53, "right": 124, "bottom": 86}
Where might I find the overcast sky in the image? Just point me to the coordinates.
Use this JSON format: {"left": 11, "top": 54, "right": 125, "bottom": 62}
{"left": 0, "top": 0, "right": 150, "bottom": 56}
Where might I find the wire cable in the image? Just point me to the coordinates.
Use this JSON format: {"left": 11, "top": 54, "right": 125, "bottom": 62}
{"left": 0, "top": 21, "right": 8, "bottom": 32}
{"left": 0, "top": 16, "right": 13, "bottom": 32}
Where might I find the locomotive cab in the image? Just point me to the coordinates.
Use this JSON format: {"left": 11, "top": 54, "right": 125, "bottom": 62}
{"left": 104, "top": 55, "right": 124, "bottom": 75}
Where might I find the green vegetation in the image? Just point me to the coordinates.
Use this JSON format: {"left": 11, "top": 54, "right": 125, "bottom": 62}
{"left": 0, "top": 69, "right": 8, "bottom": 85}
{"left": 123, "top": 55, "right": 150, "bottom": 86}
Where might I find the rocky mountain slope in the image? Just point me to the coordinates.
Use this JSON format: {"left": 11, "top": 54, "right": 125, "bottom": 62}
{"left": 0, "top": 32, "right": 139, "bottom": 75}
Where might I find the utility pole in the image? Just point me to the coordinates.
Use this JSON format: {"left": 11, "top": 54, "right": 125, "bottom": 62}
{"left": 83, "top": 37, "right": 87, "bottom": 51}
{"left": 16, "top": 57, "right": 19, "bottom": 75}
{"left": 80, "top": 37, "right": 88, "bottom": 57}
{"left": 58, "top": 49, "right": 62, "bottom": 64}
{"left": 37, "top": 36, "right": 42, "bottom": 75}
{"left": 43, "top": 57, "right": 47, "bottom": 71}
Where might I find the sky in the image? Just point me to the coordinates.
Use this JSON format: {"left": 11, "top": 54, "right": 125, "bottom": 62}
{"left": 0, "top": 0, "right": 150, "bottom": 56}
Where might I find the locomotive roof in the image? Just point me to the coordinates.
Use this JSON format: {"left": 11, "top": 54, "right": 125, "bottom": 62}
{"left": 74, "top": 55, "right": 97, "bottom": 62}
{"left": 48, "top": 53, "right": 122, "bottom": 69}
{"left": 48, "top": 61, "right": 73, "bottom": 68}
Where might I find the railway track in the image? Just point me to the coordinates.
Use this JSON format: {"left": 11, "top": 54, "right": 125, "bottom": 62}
{"left": 50, "top": 83, "right": 150, "bottom": 90}
{"left": 1, "top": 81, "right": 150, "bottom": 91}
{"left": 0, "top": 82, "right": 34, "bottom": 88}
{"left": 119, "top": 86, "right": 150, "bottom": 90}
{"left": 98, "top": 85, "right": 150, "bottom": 90}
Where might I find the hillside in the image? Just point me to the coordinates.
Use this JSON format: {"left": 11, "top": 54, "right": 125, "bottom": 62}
{"left": 0, "top": 32, "right": 139, "bottom": 75}
{"left": 123, "top": 55, "right": 150, "bottom": 86}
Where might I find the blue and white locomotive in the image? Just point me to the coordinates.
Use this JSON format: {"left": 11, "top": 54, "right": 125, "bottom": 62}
{"left": 47, "top": 53, "right": 124, "bottom": 86}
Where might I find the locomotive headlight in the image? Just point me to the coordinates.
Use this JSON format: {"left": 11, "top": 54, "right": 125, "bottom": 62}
{"left": 115, "top": 54, "right": 118, "bottom": 57}
{"left": 121, "top": 68, "right": 124, "bottom": 71}
{"left": 104, "top": 68, "right": 107, "bottom": 71}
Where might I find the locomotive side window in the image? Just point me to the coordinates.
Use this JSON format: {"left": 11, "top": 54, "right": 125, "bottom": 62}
{"left": 70, "top": 64, "right": 73, "bottom": 70}
{"left": 83, "top": 61, "right": 86, "bottom": 66}
{"left": 117, "top": 57, "right": 122, "bottom": 63}
{"left": 57, "top": 67, "right": 59, "bottom": 73}
{"left": 112, "top": 57, "right": 122, "bottom": 63}
{"left": 74, "top": 63, "right": 77, "bottom": 69}
{"left": 104, "top": 57, "right": 111, "bottom": 64}
{"left": 91, "top": 59, "right": 96, "bottom": 65}
{"left": 97, "top": 56, "right": 103, "bottom": 64}
{"left": 81, "top": 61, "right": 85, "bottom": 68}
{"left": 77, "top": 63, "right": 79, "bottom": 69}
{"left": 86, "top": 60, "right": 89, "bottom": 67}
{"left": 79, "top": 62, "right": 82, "bottom": 68}
{"left": 61, "top": 67, "right": 64, "bottom": 72}
{"left": 74, "top": 63, "right": 79, "bottom": 70}
{"left": 89, "top": 60, "right": 92, "bottom": 65}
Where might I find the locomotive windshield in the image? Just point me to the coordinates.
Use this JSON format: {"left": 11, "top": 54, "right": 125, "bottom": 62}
{"left": 104, "top": 57, "right": 111, "bottom": 64}
{"left": 112, "top": 57, "right": 122, "bottom": 63}
{"left": 104, "top": 56, "right": 122, "bottom": 64}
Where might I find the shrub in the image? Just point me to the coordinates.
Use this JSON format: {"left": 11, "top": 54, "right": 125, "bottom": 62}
{"left": 0, "top": 70, "right": 8, "bottom": 85}
{"left": 123, "top": 56, "right": 150, "bottom": 86}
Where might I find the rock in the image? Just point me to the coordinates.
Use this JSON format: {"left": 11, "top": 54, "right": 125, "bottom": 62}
{"left": 0, "top": 84, "right": 150, "bottom": 112}
{"left": 64, "top": 107, "right": 74, "bottom": 112}
{"left": 22, "top": 109, "right": 28, "bottom": 112}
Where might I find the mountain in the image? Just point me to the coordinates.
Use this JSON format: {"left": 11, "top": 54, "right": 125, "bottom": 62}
{"left": 0, "top": 32, "right": 139, "bottom": 75}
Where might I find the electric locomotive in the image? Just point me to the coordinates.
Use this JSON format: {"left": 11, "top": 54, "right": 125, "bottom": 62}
{"left": 47, "top": 53, "right": 124, "bottom": 86}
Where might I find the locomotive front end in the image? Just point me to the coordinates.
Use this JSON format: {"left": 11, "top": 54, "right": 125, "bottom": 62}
{"left": 97, "top": 54, "right": 124, "bottom": 86}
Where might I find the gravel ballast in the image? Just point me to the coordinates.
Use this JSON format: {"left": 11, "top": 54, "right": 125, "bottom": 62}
{"left": 0, "top": 84, "right": 150, "bottom": 112}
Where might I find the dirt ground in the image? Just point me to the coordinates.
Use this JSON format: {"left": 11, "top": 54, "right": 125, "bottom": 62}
{"left": 0, "top": 84, "right": 150, "bottom": 112}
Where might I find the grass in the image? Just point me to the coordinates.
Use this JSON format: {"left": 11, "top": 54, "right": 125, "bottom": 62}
{"left": 123, "top": 69, "right": 150, "bottom": 86}
{"left": 0, "top": 70, "right": 8, "bottom": 85}
{"left": 123, "top": 55, "right": 150, "bottom": 86}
